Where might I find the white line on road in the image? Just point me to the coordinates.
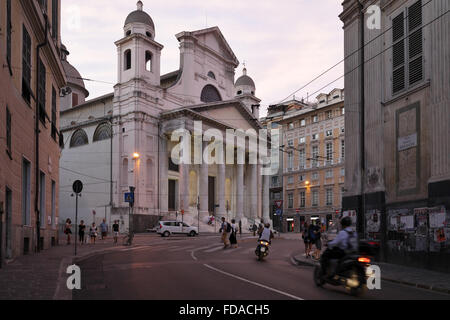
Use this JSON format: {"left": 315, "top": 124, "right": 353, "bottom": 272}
{"left": 223, "top": 247, "right": 243, "bottom": 254}
{"left": 168, "top": 246, "right": 195, "bottom": 252}
{"left": 203, "top": 264, "right": 304, "bottom": 301}
{"left": 204, "top": 246, "right": 226, "bottom": 253}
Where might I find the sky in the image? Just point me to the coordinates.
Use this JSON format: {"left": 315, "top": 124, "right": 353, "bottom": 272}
{"left": 61, "top": 0, "right": 345, "bottom": 117}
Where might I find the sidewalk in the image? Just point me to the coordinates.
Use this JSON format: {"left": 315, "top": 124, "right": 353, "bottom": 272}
{"left": 292, "top": 252, "right": 450, "bottom": 295}
{"left": 0, "top": 234, "right": 156, "bottom": 300}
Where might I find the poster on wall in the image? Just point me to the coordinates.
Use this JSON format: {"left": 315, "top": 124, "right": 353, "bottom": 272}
{"left": 366, "top": 210, "right": 381, "bottom": 233}
{"left": 342, "top": 210, "right": 357, "bottom": 226}
{"left": 414, "top": 208, "right": 428, "bottom": 236}
{"left": 388, "top": 209, "right": 410, "bottom": 231}
{"left": 435, "top": 228, "right": 446, "bottom": 243}
{"left": 429, "top": 206, "right": 446, "bottom": 228}
{"left": 400, "top": 215, "right": 415, "bottom": 231}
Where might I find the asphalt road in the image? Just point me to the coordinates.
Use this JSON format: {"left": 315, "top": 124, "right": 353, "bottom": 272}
{"left": 73, "top": 234, "right": 450, "bottom": 300}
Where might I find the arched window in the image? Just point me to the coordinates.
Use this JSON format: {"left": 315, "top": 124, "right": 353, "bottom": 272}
{"left": 146, "top": 31, "right": 152, "bottom": 38}
{"left": 145, "top": 51, "right": 152, "bottom": 72}
{"left": 70, "top": 129, "right": 88, "bottom": 148}
{"left": 125, "top": 30, "right": 131, "bottom": 37}
{"left": 207, "top": 71, "right": 216, "bottom": 80}
{"left": 124, "top": 49, "right": 131, "bottom": 70}
{"left": 93, "top": 122, "right": 112, "bottom": 142}
{"left": 200, "top": 85, "right": 222, "bottom": 103}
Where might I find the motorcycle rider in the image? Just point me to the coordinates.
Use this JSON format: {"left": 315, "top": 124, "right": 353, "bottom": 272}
{"left": 320, "top": 217, "right": 358, "bottom": 277}
{"left": 259, "top": 223, "right": 274, "bottom": 244}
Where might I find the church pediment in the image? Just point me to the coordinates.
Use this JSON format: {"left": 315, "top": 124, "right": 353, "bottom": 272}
{"left": 177, "top": 27, "right": 239, "bottom": 67}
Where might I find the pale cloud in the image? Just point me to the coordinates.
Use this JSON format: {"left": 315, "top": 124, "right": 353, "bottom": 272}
{"left": 62, "top": 0, "right": 344, "bottom": 117}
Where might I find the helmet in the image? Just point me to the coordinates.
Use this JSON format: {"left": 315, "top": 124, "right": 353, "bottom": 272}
{"left": 265, "top": 223, "right": 270, "bottom": 228}
{"left": 341, "top": 217, "right": 352, "bottom": 228}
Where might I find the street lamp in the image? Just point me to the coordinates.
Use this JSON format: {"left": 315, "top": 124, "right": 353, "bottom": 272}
{"left": 133, "top": 152, "right": 140, "bottom": 160}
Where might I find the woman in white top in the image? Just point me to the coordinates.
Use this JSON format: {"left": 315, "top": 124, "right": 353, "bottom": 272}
{"left": 229, "top": 219, "right": 238, "bottom": 248}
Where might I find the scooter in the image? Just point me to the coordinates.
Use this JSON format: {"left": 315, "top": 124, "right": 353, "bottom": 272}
{"left": 255, "top": 240, "right": 270, "bottom": 261}
{"left": 313, "top": 241, "right": 377, "bottom": 296}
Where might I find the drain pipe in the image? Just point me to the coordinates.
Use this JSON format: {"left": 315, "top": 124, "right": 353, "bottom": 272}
{"left": 35, "top": 13, "right": 49, "bottom": 253}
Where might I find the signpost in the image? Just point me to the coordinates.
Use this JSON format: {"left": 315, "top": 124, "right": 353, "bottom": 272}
{"left": 125, "top": 187, "right": 135, "bottom": 244}
{"left": 72, "top": 180, "right": 83, "bottom": 256}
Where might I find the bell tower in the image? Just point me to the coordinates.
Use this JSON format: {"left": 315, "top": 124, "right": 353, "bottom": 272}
{"left": 115, "top": 1, "right": 163, "bottom": 86}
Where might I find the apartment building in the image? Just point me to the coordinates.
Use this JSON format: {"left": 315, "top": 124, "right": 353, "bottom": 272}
{"left": 260, "top": 99, "right": 309, "bottom": 231}
{"left": 0, "top": 0, "right": 65, "bottom": 264}
{"left": 280, "top": 89, "right": 345, "bottom": 233}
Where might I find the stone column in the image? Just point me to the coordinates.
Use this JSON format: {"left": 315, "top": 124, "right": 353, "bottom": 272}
{"left": 199, "top": 158, "right": 209, "bottom": 221}
{"left": 263, "top": 174, "right": 270, "bottom": 223}
{"left": 179, "top": 163, "right": 190, "bottom": 214}
{"left": 250, "top": 164, "right": 258, "bottom": 219}
{"left": 217, "top": 163, "right": 226, "bottom": 219}
{"left": 159, "top": 137, "right": 168, "bottom": 215}
{"left": 236, "top": 164, "right": 244, "bottom": 220}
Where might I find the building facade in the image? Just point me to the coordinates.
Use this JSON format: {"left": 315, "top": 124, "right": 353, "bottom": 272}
{"left": 340, "top": 0, "right": 450, "bottom": 272}
{"left": 59, "top": 2, "right": 271, "bottom": 233}
{"left": 280, "top": 89, "right": 345, "bottom": 233}
{"left": 0, "top": 0, "right": 65, "bottom": 264}
{"left": 260, "top": 99, "right": 309, "bottom": 232}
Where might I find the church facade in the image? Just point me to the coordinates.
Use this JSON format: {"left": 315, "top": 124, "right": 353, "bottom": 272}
{"left": 59, "top": 2, "right": 271, "bottom": 232}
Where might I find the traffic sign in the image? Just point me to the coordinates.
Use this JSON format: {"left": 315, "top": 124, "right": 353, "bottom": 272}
{"left": 274, "top": 200, "right": 283, "bottom": 209}
{"left": 276, "top": 209, "right": 283, "bottom": 216}
{"left": 124, "top": 192, "right": 134, "bottom": 203}
{"left": 72, "top": 180, "right": 83, "bottom": 194}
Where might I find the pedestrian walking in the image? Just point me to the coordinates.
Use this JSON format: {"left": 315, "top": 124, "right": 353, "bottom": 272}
{"left": 64, "top": 219, "right": 72, "bottom": 245}
{"left": 113, "top": 220, "right": 120, "bottom": 244}
{"left": 100, "top": 219, "right": 108, "bottom": 240}
{"left": 229, "top": 219, "right": 238, "bottom": 248}
{"left": 78, "top": 220, "right": 86, "bottom": 245}
{"left": 252, "top": 224, "right": 257, "bottom": 236}
{"left": 90, "top": 223, "right": 98, "bottom": 244}
{"left": 302, "top": 222, "right": 311, "bottom": 258}
{"left": 313, "top": 222, "right": 322, "bottom": 260}
{"left": 219, "top": 217, "right": 231, "bottom": 249}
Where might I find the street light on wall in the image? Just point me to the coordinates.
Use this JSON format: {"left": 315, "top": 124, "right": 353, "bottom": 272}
{"left": 132, "top": 152, "right": 140, "bottom": 160}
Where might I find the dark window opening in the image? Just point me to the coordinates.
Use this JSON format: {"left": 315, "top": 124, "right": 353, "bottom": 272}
{"left": 169, "top": 157, "right": 179, "bottom": 172}
{"left": 145, "top": 51, "right": 152, "bottom": 71}
{"left": 51, "top": 0, "right": 58, "bottom": 39}
{"left": 22, "top": 25, "right": 32, "bottom": 103}
{"left": 72, "top": 92, "right": 78, "bottom": 107}
{"left": 6, "top": 0, "right": 12, "bottom": 73}
{"left": 6, "top": 107, "right": 11, "bottom": 156}
{"left": 237, "top": 90, "right": 242, "bottom": 95}
{"left": 51, "top": 87, "right": 57, "bottom": 140}
{"left": 146, "top": 31, "right": 152, "bottom": 38}
{"left": 37, "top": 58, "right": 47, "bottom": 124}
{"left": 126, "top": 30, "right": 131, "bottom": 36}
{"left": 207, "top": 71, "right": 216, "bottom": 80}
{"left": 124, "top": 50, "right": 132, "bottom": 70}
{"left": 200, "top": 85, "right": 222, "bottom": 103}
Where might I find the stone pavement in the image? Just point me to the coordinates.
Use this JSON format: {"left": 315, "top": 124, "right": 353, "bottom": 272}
{"left": 0, "top": 233, "right": 163, "bottom": 300}
{"left": 292, "top": 251, "right": 450, "bottom": 295}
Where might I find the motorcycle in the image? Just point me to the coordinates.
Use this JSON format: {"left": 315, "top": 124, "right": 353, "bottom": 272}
{"left": 255, "top": 240, "right": 270, "bottom": 261}
{"left": 313, "top": 240, "right": 377, "bottom": 296}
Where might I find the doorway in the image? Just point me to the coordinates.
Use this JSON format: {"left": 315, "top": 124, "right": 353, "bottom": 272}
{"left": 208, "top": 177, "right": 215, "bottom": 214}
{"left": 5, "top": 188, "right": 12, "bottom": 259}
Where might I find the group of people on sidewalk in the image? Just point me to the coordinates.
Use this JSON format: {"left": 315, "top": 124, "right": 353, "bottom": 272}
{"left": 219, "top": 217, "right": 240, "bottom": 249}
{"left": 302, "top": 221, "right": 325, "bottom": 260}
{"left": 64, "top": 219, "right": 121, "bottom": 245}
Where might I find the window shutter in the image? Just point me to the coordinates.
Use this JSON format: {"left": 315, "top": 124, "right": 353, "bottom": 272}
{"left": 408, "top": 0, "right": 423, "bottom": 85}
{"left": 392, "top": 12, "right": 405, "bottom": 94}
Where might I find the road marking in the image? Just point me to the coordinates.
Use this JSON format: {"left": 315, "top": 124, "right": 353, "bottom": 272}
{"left": 168, "top": 246, "right": 195, "bottom": 252}
{"left": 203, "top": 264, "right": 304, "bottom": 301}
{"left": 223, "top": 247, "right": 243, "bottom": 254}
{"left": 190, "top": 244, "right": 223, "bottom": 261}
{"left": 191, "top": 251, "right": 198, "bottom": 261}
{"left": 204, "top": 246, "right": 226, "bottom": 253}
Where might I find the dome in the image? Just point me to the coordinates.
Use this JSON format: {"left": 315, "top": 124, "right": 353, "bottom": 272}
{"left": 124, "top": 1, "right": 154, "bottom": 30}
{"left": 61, "top": 45, "right": 89, "bottom": 98}
{"left": 235, "top": 68, "right": 255, "bottom": 88}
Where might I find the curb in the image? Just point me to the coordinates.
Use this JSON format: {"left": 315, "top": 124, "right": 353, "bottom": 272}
{"left": 291, "top": 255, "right": 450, "bottom": 295}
